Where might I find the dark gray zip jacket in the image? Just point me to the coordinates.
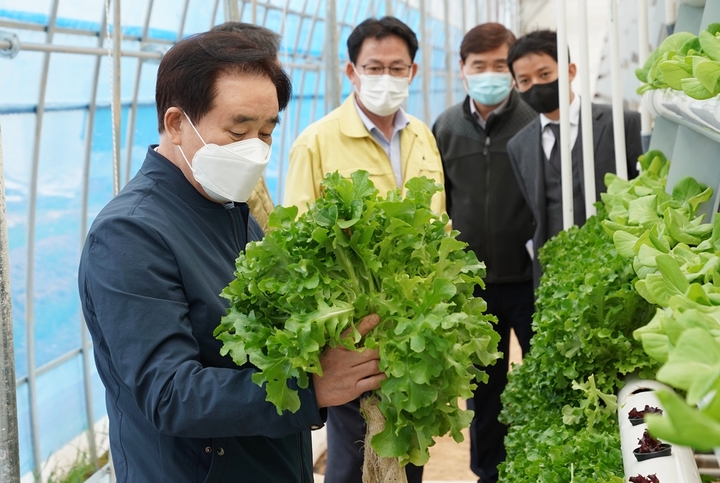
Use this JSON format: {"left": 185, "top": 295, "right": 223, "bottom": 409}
{"left": 432, "top": 91, "right": 537, "bottom": 284}
{"left": 78, "top": 147, "right": 323, "bottom": 483}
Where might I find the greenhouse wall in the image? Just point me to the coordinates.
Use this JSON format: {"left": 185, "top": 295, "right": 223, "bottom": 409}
{"left": 0, "top": 0, "right": 511, "bottom": 479}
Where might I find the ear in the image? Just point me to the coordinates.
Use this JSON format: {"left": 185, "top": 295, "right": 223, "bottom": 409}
{"left": 459, "top": 59, "right": 466, "bottom": 81}
{"left": 408, "top": 62, "right": 419, "bottom": 84}
{"left": 346, "top": 62, "right": 359, "bottom": 86}
{"left": 164, "top": 107, "right": 185, "bottom": 146}
{"left": 568, "top": 62, "right": 577, "bottom": 83}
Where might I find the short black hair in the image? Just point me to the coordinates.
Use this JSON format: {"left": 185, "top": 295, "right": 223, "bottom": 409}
{"left": 347, "top": 16, "right": 418, "bottom": 64}
{"left": 210, "top": 22, "right": 281, "bottom": 58}
{"left": 507, "top": 29, "right": 570, "bottom": 78}
{"left": 155, "top": 31, "right": 291, "bottom": 133}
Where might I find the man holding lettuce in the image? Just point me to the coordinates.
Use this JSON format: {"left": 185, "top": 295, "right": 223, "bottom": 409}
{"left": 78, "top": 31, "right": 385, "bottom": 483}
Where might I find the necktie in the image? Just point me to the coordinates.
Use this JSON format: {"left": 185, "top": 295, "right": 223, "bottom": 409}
{"left": 547, "top": 123, "right": 561, "bottom": 172}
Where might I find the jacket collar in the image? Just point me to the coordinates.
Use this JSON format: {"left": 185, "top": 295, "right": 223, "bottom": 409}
{"left": 339, "top": 92, "right": 420, "bottom": 140}
{"left": 141, "top": 146, "right": 243, "bottom": 210}
{"left": 461, "top": 89, "right": 522, "bottom": 132}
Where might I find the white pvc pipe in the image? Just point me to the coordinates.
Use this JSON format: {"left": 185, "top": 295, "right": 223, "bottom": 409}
{"left": 420, "top": 0, "right": 431, "bottom": 124}
{"left": 324, "top": 0, "right": 340, "bottom": 111}
{"left": 618, "top": 377, "right": 702, "bottom": 483}
{"left": 578, "top": 0, "right": 596, "bottom": 219}
{"left": 223, "top": 0, "right": 239, "bottom": 22}
{"left": 638, "top": 0, "right": 652, "bottom": 140}
{"left": 609, "top": 0, "right": 628, "bottom": 179}
{"left": 557, "top": 0, "right": 574, "bottom": 230}
{"left": 665, "top": 0, "right": 677, "bottom": 26}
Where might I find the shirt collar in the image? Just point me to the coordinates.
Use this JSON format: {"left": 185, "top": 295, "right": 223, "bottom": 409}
{"left": 353, "top": 96, "right": 409, "bottom": 139}
{"left": 468, "top": 96, "right": 509, "bottom": 123}
{"left": 540, "top": 92, "right": 581, "bottom": 129}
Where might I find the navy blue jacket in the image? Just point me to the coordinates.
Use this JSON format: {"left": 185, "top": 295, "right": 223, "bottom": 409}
{"left": 78, "top": 147, "right": 324, "bottom": 483}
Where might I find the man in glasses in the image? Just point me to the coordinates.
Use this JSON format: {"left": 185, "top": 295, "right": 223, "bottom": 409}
{"left": 284, "top": 16, "right": 444, "bottom": 218}
{"left": 284, "top": 15, "right": 444, "bottom": 483}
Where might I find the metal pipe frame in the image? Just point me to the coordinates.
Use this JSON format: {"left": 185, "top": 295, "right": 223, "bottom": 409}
{"left": 578, "top": 0, "right": 597, "bottom": 219}
{"left": 556, "top": 0, "right": 574, "bottom": 230}
{"left": 123, "top": 0, "right": 155, "bottom": 186}
{"left": 111, "top": 0, "right": 122, "bottom": 196}
{"left": 0, "top": 115, "right": 21, "bottom": 483}
{"left": 0, "top": 19, "right": 175, "bottom": 45}
{"left": 16, "top": 348, "right": 83, "bottom": 388}
{"left": 609, "top": 0, "right": 628, "bottom": 179}
{"left": 24, "top": 0, "right": 61, "bottom": 478}
{"left": 77, "top": 4, "right": 112, "bottom": 470}
{"left": 0, "top": 40, "right": 163, "bottom": 59}
{"left": 281, "top": 0, "right": 316, "bottom": 203}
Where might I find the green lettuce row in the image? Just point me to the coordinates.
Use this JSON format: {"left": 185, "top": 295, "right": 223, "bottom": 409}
{"left": 502, "top": 415, "right": 624, "bottom": 483}
{"left": 604, "top": 151, "right": 720, "bottom": 450}
{"left": 636, "top": 23, "right": 720, "bottom": 100}
{"left": 499, "top": 192, "right": 658, "bottom": 481}
{"left": 214, "top": 170, "right": 500, "bottom": 466}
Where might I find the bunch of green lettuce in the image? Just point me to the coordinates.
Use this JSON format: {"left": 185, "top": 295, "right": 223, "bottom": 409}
{"left": 604, "top": 151, "right": 720, "bottom": 450}
{"left": 499, "top": 197, "right": 658, "bottom": 482}
{"left": 214, "top": 170, "right": 500, "bottom": 466}
{"left": 636, "top": 31, "right": 699, "bottom": 94}
{"left": 636, "top": 23, "right": 720, "bottom": 100}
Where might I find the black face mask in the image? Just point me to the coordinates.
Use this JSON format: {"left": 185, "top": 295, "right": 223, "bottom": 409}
{"left": 519, "top": 79, "right": 560, "bottom": 113}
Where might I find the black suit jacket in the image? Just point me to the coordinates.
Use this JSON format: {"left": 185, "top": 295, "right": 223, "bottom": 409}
{"left": 507, "top": 103, "right": 642, "bottom": 287}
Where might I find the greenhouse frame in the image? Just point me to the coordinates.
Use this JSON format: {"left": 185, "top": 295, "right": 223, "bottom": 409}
{"left": 2, "top": 0, "right": 720, "bottom": 482}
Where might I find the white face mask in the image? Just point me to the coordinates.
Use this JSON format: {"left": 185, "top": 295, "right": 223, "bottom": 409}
{"left": 177, "top": 112, "right": 271, "bottom": 203}
{"left": 353, "top": 65, "right": 410, "bottom": 117}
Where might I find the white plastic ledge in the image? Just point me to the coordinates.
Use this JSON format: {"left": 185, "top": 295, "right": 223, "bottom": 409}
{"left": 618, "top": 377, "right": 702, "bottom": 483}
{"left": 643, "top": 88, "right": 720, "bottom": 145}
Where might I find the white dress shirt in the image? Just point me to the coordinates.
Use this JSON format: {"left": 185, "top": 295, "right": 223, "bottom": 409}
{"left": 354, "top": 98, "right": 410, "bottom": 187}
{"left": 540, "top": 93, "right": 580, "bottom": 160}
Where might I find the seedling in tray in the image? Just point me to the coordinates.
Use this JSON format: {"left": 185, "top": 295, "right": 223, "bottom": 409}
{"left": 629, "top": 475, "right": 660, "bottom": 483}
{"left": 628, "top": 405, "right": 663, "bottom": 425}
{"left": 633, "top": 429, "right": 672, "bottom": 461}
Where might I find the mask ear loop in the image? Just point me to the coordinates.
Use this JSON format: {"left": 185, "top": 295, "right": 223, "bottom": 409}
{"left": 177, "top": 110, "right": 207, "bottom": 170}
{"left": 182, "top": 110, "right": 207, "bottom": 146}
{"left": 461, "top": 68, "right": 471, "bottom": 95}
{"left": 351, "top": 63, "right": 363, "bottom": 96}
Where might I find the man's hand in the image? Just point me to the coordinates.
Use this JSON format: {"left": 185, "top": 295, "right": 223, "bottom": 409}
{"left": 313, "top": 314, "right": 385, "bottom": 408}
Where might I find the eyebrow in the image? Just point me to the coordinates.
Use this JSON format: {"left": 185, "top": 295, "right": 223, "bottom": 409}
{"left": 363, "top": 57, "right": 408, "bottom": 65}
{"left": 232, "top": 114, "right": 281, "bottom": 125}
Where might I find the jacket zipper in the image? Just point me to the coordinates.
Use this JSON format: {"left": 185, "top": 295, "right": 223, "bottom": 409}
{"left": 298, "top": 433, "right": 306, "bottom": 482}
{"left": 484, "top": 136, "right": 492, "bottom": 276}
{"left": 224, "top": 202, "right": 241, "bottom": 251}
